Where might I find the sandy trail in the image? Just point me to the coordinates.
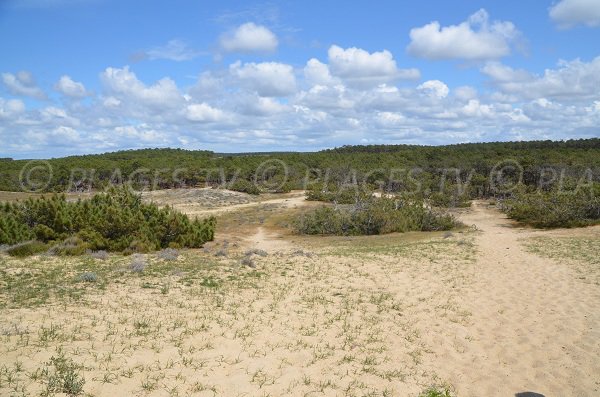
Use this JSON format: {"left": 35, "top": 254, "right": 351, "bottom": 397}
{"left": 444, "top": 201, "right": 600, "bottom": 397}
{"left": 242, "top": 193, "right": 307, "bottom": 252}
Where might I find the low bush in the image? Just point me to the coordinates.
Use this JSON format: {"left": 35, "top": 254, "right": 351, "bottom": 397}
{"left": 295, "top": 197, "right": 458, "bottom": 236}
{"left": 429, "top": 190, "right": 471, "bottom": 208}
{"left": 6, "top": 241, "right": 48, "bottom": 257}
{"left": 49, "top": 236, "right": 88, "bottom": 256}
{"left": 0, "top": 187, "right": 216, "bottom": 255}
{"left": 157, "top": 248, "right": 179, "bottom": 261}
{"left": 129, "top": 254, "right": 147, "bottom": 273}
{"left": 89, "top": 250, "right": 109, "bottom": 260}
{"left": 244, "top": 248, "right": 268, "bottom": 257}
{"left": 306, "top": 183, "right": 372, "bottom": 204}
{"left": 503, "top": 184, "right": 600, "bottom": 228}
{"left": 229, "top": 179, "right": 261, "bottom": 195}
{"left": 78, "top": 272, "right": 98, "bottom": 283}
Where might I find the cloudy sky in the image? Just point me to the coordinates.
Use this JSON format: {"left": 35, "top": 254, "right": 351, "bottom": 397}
{"left": 1, "top": 0, "right": 599, "bottom": 159}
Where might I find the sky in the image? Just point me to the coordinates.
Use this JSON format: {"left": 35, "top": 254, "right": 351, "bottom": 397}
{"left": 0, "top": 0, "right": 599, "bottom": 159}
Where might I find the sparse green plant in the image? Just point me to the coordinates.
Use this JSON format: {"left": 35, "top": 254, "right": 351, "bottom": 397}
{"left": 418, "top": 385, "right": 454, "bottom": 397}
{"left": 77, "top": 272, "right": 98, "bottom": 283}
{"left": 129, "top": 254, "right": 147, "bottom": 273}
{"left": 6, "top": 241, "right": 48, "bottom": 257}
{"left": 41, "top": 353, "right": 85, "bottom": 396}
{"left": 158, "top": 248, "right": 179, "bottom": 261}
{"left": 241, "top": 256, "right": 256, "bottom": 268}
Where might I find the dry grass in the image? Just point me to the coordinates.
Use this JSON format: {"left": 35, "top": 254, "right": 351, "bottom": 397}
{"left": 0, "top": 225, "right": 477, "bottom": 396}
{"left": 523, "top": 233, "right": 600, "bottom": 286}
{"left": 2, "top": 189, "right": 599, "bottom": 396}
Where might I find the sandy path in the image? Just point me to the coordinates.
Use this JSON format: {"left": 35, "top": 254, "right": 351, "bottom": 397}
{"left": 240, "top": 192, "right": 308, "bottom": 252}
{"left": 443, "top": 201, "right": 600, "bottom": 397}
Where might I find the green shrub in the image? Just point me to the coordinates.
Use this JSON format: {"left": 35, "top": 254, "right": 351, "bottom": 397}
{"left": 49, "top": 236, "right": 89, "bottom": 256}
{"left": 0, "top": 187, "right": 216, "bottom": 255}
{"left": 306, "top": 183, "right": 372, "bottom": 204}
{"left": 229, "top": 178, "right": 261, "bottom": 195}
{"left": 78, "top": 272, "right": 98, "bottom": 283}
{"left": 295, "top": 197, "right": 458, "bottom": 236}
{"left": 6, "top": 241, "right": 48, "bottom": 257}
{"left": 504, "top": 184, "right": 600, "bottom": 228}
{"left": 429, "top": 190, "right": 471, "bottom": 208}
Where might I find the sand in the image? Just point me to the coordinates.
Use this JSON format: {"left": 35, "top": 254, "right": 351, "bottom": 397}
{"left": 0, "top": 193, "right": 598, "bottom": 396}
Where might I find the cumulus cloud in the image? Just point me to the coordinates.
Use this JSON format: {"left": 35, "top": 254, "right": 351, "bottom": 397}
{"left": 549, "top": 0, "right": 600, "bottom": 28}
{"left": 482, "top": 56, "right": 600, "bottom": 100}
{"left": 219, "top": 22, "right": 278, "bottom": 53}
{"left": 304, "top": 58, "right": 337, "bottom": 86}
{"left": 234, "top": 94, "right": 288, "bottom": 116}
{"left": 1, "top": 71, "right": 46, "bottom": 99}
{"left": 100, "top": 66, "right": 183, "bottom": 109}
{"left": 417, "top": 80, "right": 449, "bottom": 99}
{"left": 328, "top": 45, "right": 420, "bottom": 87}
{"left": 2, "top": 58, "right": 599, "bottom": 157}
{"left": 0, "top": 97, "right": 25, "bottom": 119}
{"left": 185, "top": 103, "right": 226, "bottom": 122}
{"left": 55, "top": 75, "right": 88, "bottom": 97}
{"left": 229, "top": 61, "right": 296, "bottom": 97}
{"left": 407, "top": 9, "right": 520, "bottom": 60}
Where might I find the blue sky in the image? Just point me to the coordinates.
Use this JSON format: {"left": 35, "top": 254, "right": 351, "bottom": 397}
{"left": 1, "top": 0, "right": 599, "bottom": 158}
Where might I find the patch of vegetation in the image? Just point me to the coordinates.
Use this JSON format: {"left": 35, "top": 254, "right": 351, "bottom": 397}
{"left": 525, "top": 235, "right": 600, "bottom": 285}
{"left": 295, "top": 197, "right": 458, "bottom": 236}
{"left": 503, "top": 184, "right": 600, "bottom": 228}
{"left": 0, "top": 187, "right": 216, "bottom": 255}
{"left": 77, "top": 272, "right": 98, "bottom": 283}
{"left": 6, "top": 241, "right": 48, "bottom": 257}
{"left": 39, "top": 353, "right": 85, "bottom": 396}
{"left": 228, "top": 178, "right": 261, "bottom": 195}
{"left": 419, "top": 386, "right": 454, "bottom": 397}
{"left": 306, "top": 183, "right": 372, "bottom": 204}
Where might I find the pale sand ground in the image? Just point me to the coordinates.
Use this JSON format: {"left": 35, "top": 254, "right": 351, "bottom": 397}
{"left": 0, "top": 192, "right": 598, "bottom": 396}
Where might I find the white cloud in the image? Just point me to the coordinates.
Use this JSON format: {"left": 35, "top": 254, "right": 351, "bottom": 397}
{"left": 229, "top": 61, "right": 296, "bottom": 97}
{"left": 481, "top": 62, "right": 531, "bottom": 83}
{"left": 114, "top": 125, "right": 166, "bottom": 143}
{"left": 483, "top": 56, "right": 600, "bottom": 100}
{"left": 1, "top": 71, "right": 46, "bottom": 99}
{"left": 145, "top": 39, "right": 200, "bottom": 61}
{"left": 185, "top": 103, "right": 225, "bottom": 122}
{"left": 0, "top": 97, "right": 25, "bottom": 119}
{"left": 55, "top": 75, "right": 88, "bottom": 97}
{"left": 328, "top": 45, "right": 419, "bottom": 87}
{"left": 304, "top": 58, "right": 337, "bottom": 86}
{"left": 102, "top": 96, "right": 121, "bottom": 108}
{"left": 3, "top": 52, "right": 599, "bottom": 157}
{"left": 417, "top": 80, "right": 449, "bottom": 99}
{"left": 235, "top": 94, "right": 288, "bottom": 116}
{"left": 219, "top": 22, "right": 278, "bottom": 53}
{"left": 549, "top": 0, "right": 600, "bottom": 28}
{"left": 100, "top": 66, "right": 183, "bottom": 109}
{"left": 51, "top": 126, "right": 80, "bottom": 141}
{"left": 454, "top": 86, "right": 478, "bottom": 101}
{"left": 407, "top": 9, "right": 520, "bottom": 60}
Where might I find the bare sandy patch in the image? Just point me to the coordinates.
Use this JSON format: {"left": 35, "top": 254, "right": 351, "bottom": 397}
{"left": 1, "top": 192, "right": 599, "bottom": 396}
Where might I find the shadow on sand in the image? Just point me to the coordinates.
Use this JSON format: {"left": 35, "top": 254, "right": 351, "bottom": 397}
{"left": 515, "top": 393, "right": 545, "bottom": 397}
